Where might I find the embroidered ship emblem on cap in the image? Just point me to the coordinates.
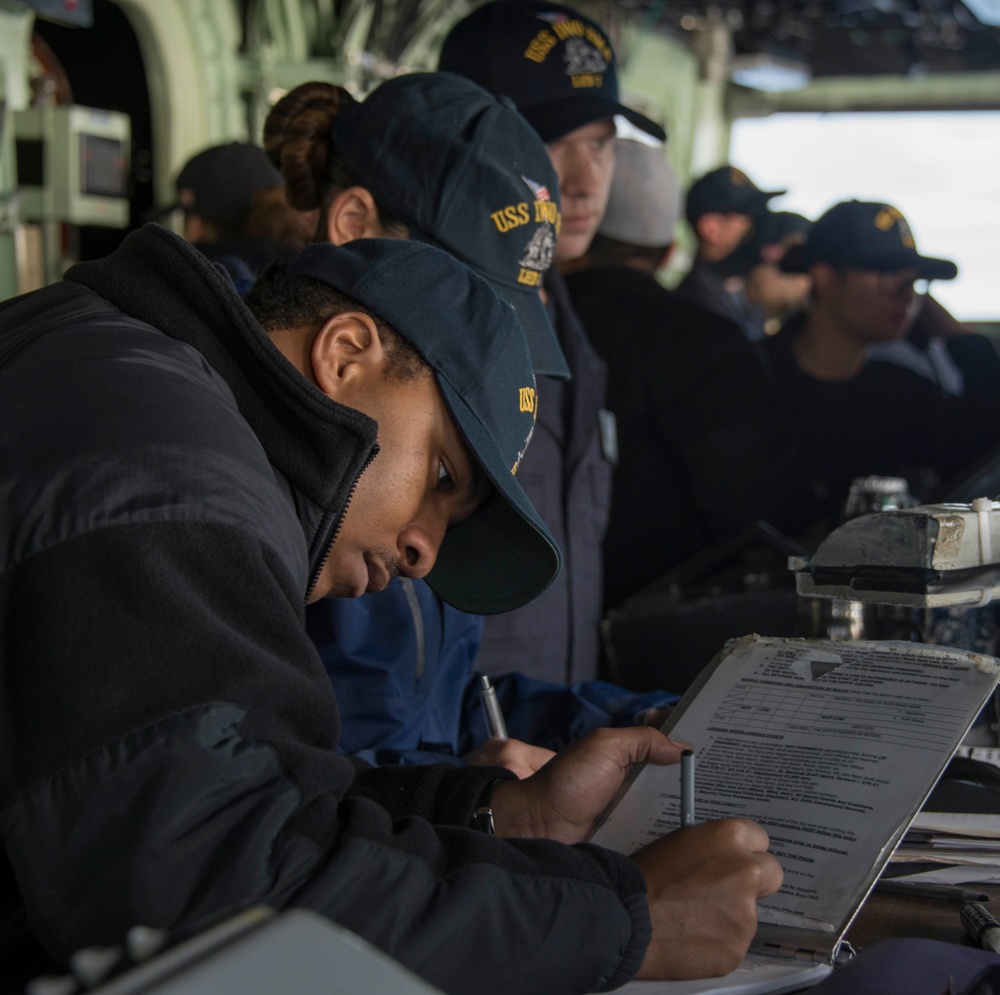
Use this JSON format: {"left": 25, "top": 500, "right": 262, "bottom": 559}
{"left": 518, "top": 226, "right": 555, "bottom": 285}
{"left": 565, "top": 37, "right": 607, "bottom": 76}
{"left": 515, "top": 175, "right": 558, "bottom": 287}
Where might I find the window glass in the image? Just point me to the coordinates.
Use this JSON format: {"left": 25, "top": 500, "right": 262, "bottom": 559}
{"left": 729, "top": 111, "right": 1000, "bottom": 322}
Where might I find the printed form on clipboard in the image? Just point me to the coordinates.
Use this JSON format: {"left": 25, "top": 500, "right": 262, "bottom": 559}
{"left": 590, "top": 635, "right": 1000, "bottom": 995}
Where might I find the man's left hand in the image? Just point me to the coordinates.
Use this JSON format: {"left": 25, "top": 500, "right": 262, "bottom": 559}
{"left": 488, "top": 727, "right": 691, "bottom": 844}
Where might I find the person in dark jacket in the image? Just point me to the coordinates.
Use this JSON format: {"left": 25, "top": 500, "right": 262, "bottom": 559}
{"left": 565, "top": 140, "right": 810, "bottom": 610}
{"left": 439, "top": 0, "right": 668, "bottom": 684}
{"left": 761, "top": 199, "right": 1000, "bottom": 528}
{"left": 146, "top": 140, "right": 308, "bottom": 284}
{"left": 0, "top": 228, "right": 782, "bottom": 993}
{"left": 674, "top": 165, "right": 785, "bottom": 335}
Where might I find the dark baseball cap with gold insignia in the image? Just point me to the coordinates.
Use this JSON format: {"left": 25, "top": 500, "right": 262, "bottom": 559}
{"left": 439, "top": 0, "right": 665, "bottom": 143}
{"left": 285, "top": 238, "right": 562, "bottom": 615}
{"left": 330, "top": 72, "right": 569, "bottom": 380}
{"left": 780, "top": 199, "right": 958, "bottom": 280}
{"left": 685, "top": 165, "right": 785, "bottom": 227}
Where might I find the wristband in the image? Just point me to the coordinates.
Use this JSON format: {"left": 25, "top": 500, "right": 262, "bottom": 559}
{"left": 469, "top": 779, "right": 503, "bottom": 834}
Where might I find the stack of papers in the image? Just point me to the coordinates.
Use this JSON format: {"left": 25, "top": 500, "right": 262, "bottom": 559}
{"left": 588, "top": 635, "right": 1000, "bottom": 995}
{"left": 895, "top": 812, "right": 1000, "bottom": 865}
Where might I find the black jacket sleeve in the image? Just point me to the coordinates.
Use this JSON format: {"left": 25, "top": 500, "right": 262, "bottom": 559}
{"left": 0, "top": 522, "right": 651, "bottom": 995}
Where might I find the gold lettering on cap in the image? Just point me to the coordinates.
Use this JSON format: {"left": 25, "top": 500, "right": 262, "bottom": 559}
{"left": 489, "top": 202, "right": 531, "bottom": 233}
{"left": 492, "top": 200, "right": 560, "bottom": 236}
{"left": 552, "top": 18, "right": 584, "bottom": 40}
{"left": 534, "top": 200, "right": 560, "bottom": 227}
{"left": 524, "top": 29, "right": 557, "bottom": 62}
{"left": 517, "top": 267, "right": 542, "bottom": 287}
{"left": 519, "top": 386, "right": 537, "bottom": 415}
{"left": 512, "top": 402, "right": 538, "bottom": 474}
{"left": 584, "top": 25, "right": 612, "bottom": 61}
{"left": 570, "top": 74, "right": 603, "bottom": 88}
{"left": 874, "top": 207, "right": 898, "bottom": 230}
{"left": 874, "top": 206, "right": 915, "bottom": 247}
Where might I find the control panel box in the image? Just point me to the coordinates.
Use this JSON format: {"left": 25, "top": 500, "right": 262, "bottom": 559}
{"left": 15, "top": 104, "right": 130, "bottom": 226}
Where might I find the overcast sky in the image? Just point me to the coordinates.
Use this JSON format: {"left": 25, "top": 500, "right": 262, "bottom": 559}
{"left": 730, "top": 111, "right": 1000, "bottom": 322}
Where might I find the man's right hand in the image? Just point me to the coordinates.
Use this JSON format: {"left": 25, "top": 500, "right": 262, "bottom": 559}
{"left": 630, "top": 818, "right": 783, "bottom": 981}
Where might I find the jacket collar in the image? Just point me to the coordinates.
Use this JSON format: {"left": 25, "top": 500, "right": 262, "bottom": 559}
{"left": 64, "top": 224, "right": 380, "bottom": 582}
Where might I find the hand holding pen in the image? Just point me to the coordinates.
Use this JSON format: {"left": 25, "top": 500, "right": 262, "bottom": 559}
{"left": 465, "top": 676, "right": 553, "bottom": 778}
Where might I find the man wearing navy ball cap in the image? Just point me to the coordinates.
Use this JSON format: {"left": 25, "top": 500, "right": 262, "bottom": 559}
{"left": 760, "top": 198, "right": 1000, "bottom": 527}
{"left": 0, "top": 228, "right": 781, "bottom": 992}
{"left": 440, "top": 0, "right": 666, "bottom": 685}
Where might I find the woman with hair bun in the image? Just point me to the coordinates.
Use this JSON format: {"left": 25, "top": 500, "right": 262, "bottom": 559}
{"left": 266, "top": 73, "right": 675, "bottom": 782}
{"left": 263, "top": 74, "right": 566, "bottom": 375}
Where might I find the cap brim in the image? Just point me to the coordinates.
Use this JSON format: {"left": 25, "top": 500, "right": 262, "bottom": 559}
{"left": 866, "top": 251, "right": 957, "bottom": 280}
{"left": 914, "top": 256, "right": 958, "bottom": 281}
{"left": 494, "top": 282, "right": 570, "bottom": 380}
{"left": 141, "top": 203, "right": 181, "bottom": 225}
{"left": 688, "top": 189, "right": 784, "bottom": 224}
{"left": 425, "top": 379, "right": 562, "bottom": 615}
{"left": 780, "top": 244, "right": 957, "bottom": 281}
{"left": 520, "top": 94, "right": 666, "bottom": 144}
{"left": 740, "top": 190, "right": 785, "bottom": 216}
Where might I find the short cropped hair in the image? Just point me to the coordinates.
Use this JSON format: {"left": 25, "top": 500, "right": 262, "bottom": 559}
{"left": 245, "top": 267, "right": 426, "bottom": 382}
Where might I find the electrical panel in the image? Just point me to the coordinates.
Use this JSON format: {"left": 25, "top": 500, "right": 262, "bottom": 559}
{"left": 14, "top": 104, "right": 130, "bottom": 227}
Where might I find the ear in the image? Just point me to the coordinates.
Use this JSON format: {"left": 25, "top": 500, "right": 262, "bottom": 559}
{"left": 810, "top": 263, "right": 839, "bottom": 299}
{"left": 324, "top": 186, "right": 388, "bottom": 245}
{"left": 310, "top": 311, "right": 387, "bottom": 402}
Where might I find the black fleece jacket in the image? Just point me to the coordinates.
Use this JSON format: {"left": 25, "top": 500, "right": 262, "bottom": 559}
{"left": 0, "top": 226, "right": 650, "bottom": 995}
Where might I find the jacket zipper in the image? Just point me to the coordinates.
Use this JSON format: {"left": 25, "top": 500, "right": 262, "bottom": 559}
{"left": 304, "top": 444, "right": 378, "bottom": 605}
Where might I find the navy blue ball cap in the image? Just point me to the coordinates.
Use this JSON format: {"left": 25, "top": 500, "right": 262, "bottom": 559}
{"left": 756, "top": 210, "right": 812, "bottom": 247}
{"left": 331, "top": 72, "right": 569, "bottom": 380}
{"left": 685, "top": 165, "right": 784, "bottom": 227}
{"left": 285, "top": 238, "right": 562, "bottom": 615}
{"left": 439, "top": 1, "right": 665, "bottom": 143}
{"left": 146, "top": 142, "right": 283, "bottom": 227}
{"left": 781, "top": 200, "right": 957, "bottom": 281}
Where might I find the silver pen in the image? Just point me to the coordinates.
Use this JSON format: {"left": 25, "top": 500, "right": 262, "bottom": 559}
{"left": 680, "top": 749, "right": 695, "bottom": 827}
{"left": 479, "top": 675, "right": 508, "bottom": 740}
